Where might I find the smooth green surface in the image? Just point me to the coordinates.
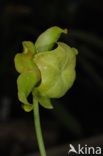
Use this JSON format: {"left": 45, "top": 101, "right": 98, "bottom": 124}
{"left": 35, "top": 26, "right": 67, "bottom": 52}
{"left": 17, "top": 70, "right": 41, "bottom": 112}
{"left": 33, "top": 42, "right": 77, "bottom": 98}
{"left": 22, "top": 41, "right": 36, "bottom": 54}
{"left": 32, "top": 88, "right": 53, "bottom": 109}
{"left": 14, "top": 41, "right": 36, "bottom": 73}
{"left": 33, "top": 98, "right": 46, "bottom": 156}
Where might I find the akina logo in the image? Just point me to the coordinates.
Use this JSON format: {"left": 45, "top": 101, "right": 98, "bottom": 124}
{"left": 68, "top": 144, "right": 102, "bottom": 155}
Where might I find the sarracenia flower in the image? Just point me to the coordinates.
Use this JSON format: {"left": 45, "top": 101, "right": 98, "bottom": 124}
{"left": 14, "top": 26, "right": 78, "bottom": 112}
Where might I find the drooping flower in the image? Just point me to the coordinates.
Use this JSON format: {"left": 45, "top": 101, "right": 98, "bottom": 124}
{"left": 14, "top": 26, "right": 78, "bottom": 112}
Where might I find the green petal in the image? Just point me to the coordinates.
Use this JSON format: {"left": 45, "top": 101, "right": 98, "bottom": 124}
{"left": 35, "top": 26, "right": 67, "bottom": 53}
{"left": 32, "top": 89, "right": 53, "bottom": 109}
{"left": 22, "top": 104, "right": 34, "bottom": 112}
{"left": 14, "top": 41, "right": 36, "bottom": 73}
{"left": 38, "top": 97, "right": 53, "bottom": 109}
{"left": 14, "top": 53, "right": 36, "bottom": 73}
{"left": 22, "top": 41, "right": 36, "bottom": 55}
{"left": 17, "top": 70, "right": 41, "bottom": 112}
{"left": 33, "top": 42, "right": 77, "bottom": 98}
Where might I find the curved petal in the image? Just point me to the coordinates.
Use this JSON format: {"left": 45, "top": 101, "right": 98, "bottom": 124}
{"left": 32, "top": 89, "right": 53, "bottom": 109}
{"left": 22, "top": 41, "right": 36, "bottom": 55}
{"left": 14, "top": 41, "right": 36, "bottom": 73}
{"left": 17, "top": 70, "right": 41, "bottom": 112}
{"left": 33, "top": 42, "right": 77, "bottom": 98}
{"left": 35, "top": 26, "right": 67, "bottom": 53}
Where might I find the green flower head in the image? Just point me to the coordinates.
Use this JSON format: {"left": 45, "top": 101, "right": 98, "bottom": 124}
{"left": 14, "top": 26, "right": 78, "bottom": 112}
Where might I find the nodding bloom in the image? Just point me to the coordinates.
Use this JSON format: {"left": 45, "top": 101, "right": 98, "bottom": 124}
{"left": 14, "top": 26, "right": 78, "bottom": 112}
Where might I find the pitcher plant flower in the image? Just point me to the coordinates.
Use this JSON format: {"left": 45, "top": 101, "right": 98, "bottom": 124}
{"left": 14, "top": 26, "right": 78, "bottom": 156}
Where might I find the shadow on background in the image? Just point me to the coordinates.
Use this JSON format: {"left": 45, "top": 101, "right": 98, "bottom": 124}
{"left": 0, "top": 0, "right": 103, "bottom": 155}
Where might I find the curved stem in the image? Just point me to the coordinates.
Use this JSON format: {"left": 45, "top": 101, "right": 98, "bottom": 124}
{"left": 33, "top": 98, "right": 47, "bottom": 156}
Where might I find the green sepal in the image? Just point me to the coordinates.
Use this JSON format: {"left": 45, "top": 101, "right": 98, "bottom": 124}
{"left": 17, "top": 70, "right": 41, "bottom": 112}
{"left": 14, "top": 41, "right": 36, "bottom": 73}
{"left": 35, "top": 26, "right": 68, "bottom": 53}
{"left": 32, "top": 89, "right": 53, "bottom": 109}
{"left": 14, "top": 53, "right": 37, "bottom": 73}
{"left": 72, "top": 48, "right": 78, "bottom": 55}
{"left": 22, "top": 104, "right": 34, "bottom": 112}
{"left": 22, "top": 41, "right": 36, "bottom": 55}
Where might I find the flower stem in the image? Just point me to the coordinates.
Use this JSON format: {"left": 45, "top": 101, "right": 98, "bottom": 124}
{"left": 33, "top": 98, "right": 47, "bottom": 156}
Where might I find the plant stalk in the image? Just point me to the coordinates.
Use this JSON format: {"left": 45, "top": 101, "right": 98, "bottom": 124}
{"left": 33, "top": 98, "right": 46, "bottom": 156}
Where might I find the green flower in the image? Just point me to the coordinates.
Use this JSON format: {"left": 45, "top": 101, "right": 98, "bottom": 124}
{"left": 14, "top": 26, "right": 78, "bottom": 112}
